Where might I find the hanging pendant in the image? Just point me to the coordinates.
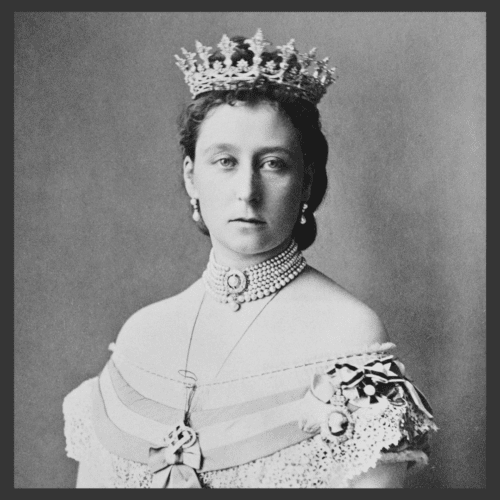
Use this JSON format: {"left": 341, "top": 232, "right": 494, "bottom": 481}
{"left": 229, "top": 300, "right": 240, "bottom": 312}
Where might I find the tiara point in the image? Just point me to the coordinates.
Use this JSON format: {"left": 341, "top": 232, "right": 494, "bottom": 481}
{"left": 175, "top": 30, "right": 336, "bottom": 105}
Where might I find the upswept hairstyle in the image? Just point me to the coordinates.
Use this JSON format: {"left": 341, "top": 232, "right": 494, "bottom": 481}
{"left": 177, "top": 36, "right": 329, "bottom": 251}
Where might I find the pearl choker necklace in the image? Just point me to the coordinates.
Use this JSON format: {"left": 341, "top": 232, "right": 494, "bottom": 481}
{"left": 202, "top": 240, "right": 307, "bottom": 311}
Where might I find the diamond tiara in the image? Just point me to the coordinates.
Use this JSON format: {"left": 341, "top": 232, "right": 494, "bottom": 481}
{"left": 174, "top": 29, "right": 336, "bottom": 105}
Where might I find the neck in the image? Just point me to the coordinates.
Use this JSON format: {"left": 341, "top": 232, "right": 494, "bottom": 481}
{"left": 211, "top": 238, "right": 294, "bottom": 271}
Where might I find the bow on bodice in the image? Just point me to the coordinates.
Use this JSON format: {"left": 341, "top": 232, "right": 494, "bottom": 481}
{"left": 312, "top": 355, "right": 433, "bottom": 419}
{"left": 148, "top": 424, "right": 202, "bottom": 488}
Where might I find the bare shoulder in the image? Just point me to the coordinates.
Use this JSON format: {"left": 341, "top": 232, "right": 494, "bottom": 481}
{"left": 115, "top": 279, "right": 204, "bottom": 348}
{"left": 278, "top": 265, "right": 390, "bottom": 353}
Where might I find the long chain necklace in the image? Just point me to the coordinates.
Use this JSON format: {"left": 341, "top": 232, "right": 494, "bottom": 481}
{"left": 167, "top": 286, "right": 280, "bottom": 479}
{"left": 179, "top": 284, "right": 282, "bottom": 424}
{"left": 202, "top": 239, "right": 307, "bottom": 311}
{"left": 178, "top": 293, "right": 205, "bottom": 426}
{"left": 213, "top": 291, "right": 280, "bottom": 378}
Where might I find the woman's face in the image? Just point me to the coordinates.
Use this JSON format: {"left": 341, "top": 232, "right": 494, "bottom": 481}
{"left": 184, "top": 101, "right": 310, "bottom": 264}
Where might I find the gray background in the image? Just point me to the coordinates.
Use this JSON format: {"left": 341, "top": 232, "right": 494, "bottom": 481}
{"left": 14, "top": 12, "right": 485, "bottom": 488}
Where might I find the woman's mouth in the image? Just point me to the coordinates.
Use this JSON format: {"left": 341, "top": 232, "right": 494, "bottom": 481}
{"left": 231, "top": 218, "right": 265, "bottom": 225}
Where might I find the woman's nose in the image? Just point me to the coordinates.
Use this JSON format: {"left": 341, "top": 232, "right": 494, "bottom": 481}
{"left": 235, "top": 164, "right": 261, "bottom": 203}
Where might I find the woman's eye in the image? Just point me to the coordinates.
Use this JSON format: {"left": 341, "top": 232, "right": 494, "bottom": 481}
{"left": 262, "top": 158, "right": 285, "bottom": 170}
{"left": 216, "top": 157, "right": 235, "bottom": 168}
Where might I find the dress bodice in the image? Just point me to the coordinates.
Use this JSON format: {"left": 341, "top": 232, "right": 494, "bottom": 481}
{"left": 64, "top": 324, "right": 437, "bottom": 488}
{"left": 63, "top": 270, "right": 437, "bottom": 488}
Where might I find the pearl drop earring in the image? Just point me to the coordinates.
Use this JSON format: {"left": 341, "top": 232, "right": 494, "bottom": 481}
{"left": 190, "top": 198, "right": 200, "bottom": 222}
{"left": 300, "top": 203, "right": 308, "bottom": 225}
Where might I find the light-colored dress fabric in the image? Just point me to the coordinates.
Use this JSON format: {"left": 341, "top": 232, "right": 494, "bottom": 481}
{"left": 63, "top": 282, "right": 437, "bottom": 488}
{"left": 64, "top": 344, "right": 436, "bottom": 487}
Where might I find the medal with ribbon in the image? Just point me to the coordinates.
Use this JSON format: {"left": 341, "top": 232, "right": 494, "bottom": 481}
{"left": 310, "top": 355, "right": 434, "bottom": 417}
{"left": 303, "top": 354, "right": 434, "bottom": 445}
{"left": 325, "top": 355, "right": 434, "bottom": 418}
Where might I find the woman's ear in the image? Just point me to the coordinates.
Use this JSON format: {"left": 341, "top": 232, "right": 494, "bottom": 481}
{"left": 183, "top": 156, "right": 198, "bottom": 199}
{"left": 302, "top": 164, "right": 314, "bottom": 202}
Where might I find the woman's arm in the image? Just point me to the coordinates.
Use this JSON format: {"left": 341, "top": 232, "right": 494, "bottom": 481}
{"left": 349, "top": 461, "right": 407, "bottom": 488}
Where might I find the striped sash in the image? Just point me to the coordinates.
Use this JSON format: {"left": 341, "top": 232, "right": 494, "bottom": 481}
{"left": 92, "top": 360, "right": 313, "bottom": 487}
{"left": 91, "top": 351, "right": 433, "bottom": 488}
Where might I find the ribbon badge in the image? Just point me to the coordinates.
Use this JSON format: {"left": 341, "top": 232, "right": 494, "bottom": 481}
{"left": 324, "top": 355, "right": 434, "bottom": 419}
{"left": 304, "top": 355, "right": 433, "bottom": 445}
{"left": 148, "top": 423, "right": 203, "bottom": 488}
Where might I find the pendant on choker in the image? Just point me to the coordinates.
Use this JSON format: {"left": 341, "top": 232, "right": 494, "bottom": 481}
{"left": 225, "top": 269, "right": 247, "bottom": 295}
{"left": 229, "top": 297, "right": 241, "bottom": 312}
{"left": 202, "top": 240, "right": 307, "bottom": 312}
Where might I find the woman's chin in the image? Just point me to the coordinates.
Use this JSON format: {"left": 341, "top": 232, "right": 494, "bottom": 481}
{"left": 214, "top": 235, "right": 292, "bottom": 263}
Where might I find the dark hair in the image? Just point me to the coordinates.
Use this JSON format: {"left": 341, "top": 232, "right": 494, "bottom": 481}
{"left": 177, "top": 36, "right": 329, "bottom": 251}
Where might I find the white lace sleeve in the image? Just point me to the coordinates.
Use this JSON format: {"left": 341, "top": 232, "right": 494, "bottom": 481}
{"left": 63, "top": 378, "right": 156, "bottom": 488}
{"left": 63, "top": 378, "right": 98, "bottom": 462}
{"left": 63, "top": 378, "right": 116, "bottom": 487}
{"left": 327, "top": 400, "right": 434, "bottom": 480}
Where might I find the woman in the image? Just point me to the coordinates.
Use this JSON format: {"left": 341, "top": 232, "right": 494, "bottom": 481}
{"left": 63, "top": 30, "right": 437, "bottom": 488}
